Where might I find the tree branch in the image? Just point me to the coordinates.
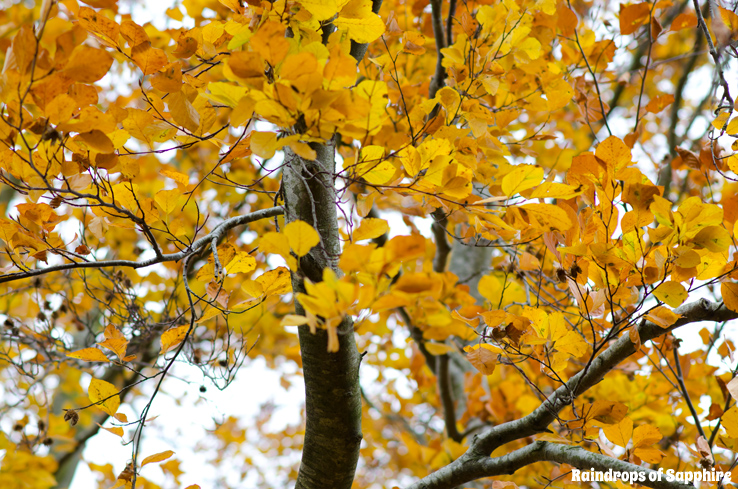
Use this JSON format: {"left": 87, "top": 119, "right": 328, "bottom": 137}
{"left": 672, "top": 346, "right": 707, "bottom": 441}
{"left": 437, "top": 354, "right": 462, "bottom": 442}
{"left": 408, "top": 299, "right": 738, "bottom": 488}
{"left": 407, "top": 441, "right": 695, "bottom": 489}
{"left": 283, "top": 142, "right": 363, "bottom": 489}
{"left": 431, "top": 209, "right": 450, "bottom": 273}
{"left": 693, "top": 0, "right": 733, "bottom": 110}
{"left": 0, "top": 206, "right": 284, "bottom": 284}
{"left": 428, "top": 0, "right": 447, "bottom": 99}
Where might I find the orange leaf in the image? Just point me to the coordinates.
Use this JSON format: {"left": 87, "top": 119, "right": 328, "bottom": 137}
{"left": 464, "top": 344, "right": 500, "bottom": 375}
{"left": 160, "top": 325, "right": 190, "bottom": 354}
{"left": 644, "top": 306, "right": 681, "bottom": 328}
{"left": 722, "top": 282, "right": 738, "bottom": 312}
{"left": 619, "top": 3, "right": 651, "bottom": 35}
{"left": 131, "top": 42, "right": 168, "bottom": 75}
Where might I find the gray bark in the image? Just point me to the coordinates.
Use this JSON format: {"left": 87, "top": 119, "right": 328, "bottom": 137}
{"left": 282, "top": 142, "right": 363, "bottom": 489}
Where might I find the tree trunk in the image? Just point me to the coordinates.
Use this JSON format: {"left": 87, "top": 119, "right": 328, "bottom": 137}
{"left": 282, "top": 142, "right": 363, "bottom": 489}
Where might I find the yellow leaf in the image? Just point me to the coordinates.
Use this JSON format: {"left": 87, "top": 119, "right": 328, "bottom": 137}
{"left": 120, "top": 20, "right": 149, "bottom": 47}
{"left": 250, "top": 131, "right": 286, "bottom": 159}
{"left": 722, "top": 282, "right": 738, "bottom": 312}
{"left": 168, "top": 90, "right": 200, "bottom": 133}
{"left": 88, "top": 378, "right": 120, "bottom": 416}
{"left": 281, "top": 314, "right": 310, "bottom": 327}
{"left": 207, "top": 82, "right": 248, "bottom": 108}
{"left": 228, "top": 51, "right": 264, "bottom": 79}
{"left": 353, "top": 218, "right": 389, "bottom": 241}
{"left": 727, "top": 117, "right": 738, "bottom": 135}
{"left": 226, "top": 252, "right": 256, "bottom": 275}
{"left": 585, "top": 400, "right": 628, "bottom": 424}
{"left": 424, "top": 342, "right": 454, "bottom": 355}
{"left": 353, "top": 145, "right": 395, "bottom": 185}
{"left": 299, "top": 0, "right": 346, "bottom": 21}
{"left": 131, "top": 42, "right": 168, "bottom": 76}
{"left": 254, "top": 99, "right": 296, "bottom": 126}
{"left": 98, "top": 324, "right": 129, "bottom": 361}
{"left": 78, "top": 130, "right": 114, "bottom": 154}
{"left": 645, "top": 94, "right": 675, "bottom": 114}
{"left": 155, "top": 189, "right": 182, "bottom": 215}
{"left": 722, "top": 406, "right": 738, "bottom": 437}
{"left": 517, "top": 37, "right": 541, "bottom": 59}
{"left": 595, "top": 135, "right": 631, "bottom": 171}
{"left": 528, "top": 182, "right": 582, "bottom": 199}
{"left": 98, "top": 424, "right": 124, "bottom": 437}
{"left": 334, "top": 0, "right": 386, "bottom": 43}
{"left": 518, "top": 204, "right": 572, "bottom": 232}
{"left": 259, "top": 232, "right": 292, "bottom": 259}
{"left": 691, "top": 226, "right": 732, "bottom": 252}
{"left": 324, "top": 46, "right": 357, "bottom": 89}
{"left": 554, "top": 331, "right": 587, "bottom": 357}
{"left": 603, "top": 416, "right": 633, "bottom": 447}
{"left": 141, "top": 450, "right": 174, "bottom": 467}
{"left": 501, "top": 165, "right": 544, "bottom": 196}
{"left": 67, "top": 347, "right": 110, "bottom": 363}
{"left": 633, "top": 424, "right": 662, "bottom": 448}
{"left": 257, "top": 267, "right": 292, "bottom": 296}
{"left": 644, "top": 306, "right": 681, "bottom": 328}
{"left": 160, "top": 325, "right": 189, "bottom": 354}
{"left": 633, "top": 447, "right": 664, "bottom": 464}
{"left": 478, "top": 272, "right": 526, "bottom": 307}
{"left": 284, "top": 220, "right": 320, "bottom": 257}
{"left": 713, "top": 111, "right": 730, "bottom": 130}
{"left": 719, "top": 5, "right": 738, "bottom": 32}
{"left": 653, "top": 281, "right": 687, "bottom": 308}
{"left": 64, "top": 46, "right": 114, "bottom": 83}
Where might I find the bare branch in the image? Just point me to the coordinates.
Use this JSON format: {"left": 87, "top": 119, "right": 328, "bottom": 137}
{"left": 429, "top": 0, "right": 447, "bottom": 99}
{"left": 431, "top": 209, "right": 450, "bottom": 273}
{"left": 693, "top": 0, "right": 734, "bottom": 111}
{"left": 437, "top": 354, "right": 462, "bottom": 442}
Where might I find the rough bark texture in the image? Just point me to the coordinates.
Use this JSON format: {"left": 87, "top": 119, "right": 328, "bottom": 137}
{"left": 283, "top": 142, "right": 363, "bottom": 489}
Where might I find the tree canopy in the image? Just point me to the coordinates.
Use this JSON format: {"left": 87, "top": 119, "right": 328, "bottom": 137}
{"left": 2, "top": 0, "right": 738, "bottom": 488}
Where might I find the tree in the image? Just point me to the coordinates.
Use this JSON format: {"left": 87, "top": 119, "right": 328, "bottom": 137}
{"left": 2, "top": 0, "right": 738, "bottom": 487}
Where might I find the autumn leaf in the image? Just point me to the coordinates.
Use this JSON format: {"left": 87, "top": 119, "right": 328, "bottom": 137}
{"left": 353, "top": 218, "right": 389, "bottom": 241}
{"left": 226, "top": 252, "right": 256, "bottom": 275}
{"left": 644, "top": 306, "right": 681, "bottom": 328}
{"left": 141, "top": 450, "right": 174, "bottom": 467}
{"left": 88, "top": 378, "right": 120, "bottom": 416}
{"left": 501, "top": 165, "right": 543, "bottom": 197}
{"left": 653, "top": 281, "right": 687, "bottom": 308}
{"left": 284, "top": 220, "right": 320, "bottom": 257}
{"left": 464, "top": 344, "right": 500, "bottom": 375}
{"left": 619, "top": 3, "right": 651, "bottom": 35}
{"left": 67, "top": 347, "right": 110, "bottom": 363}
{"left": 160, "top": 325, "right": 190, "bottom": 354}
{"left": 722, "top": 282, "right": 738, "bottom": 312}
{"left": 603, "top": 416, "right": 633, "bottom": 447}
{"left": 64, "top": 46, "right": 114, "bottom": 82}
